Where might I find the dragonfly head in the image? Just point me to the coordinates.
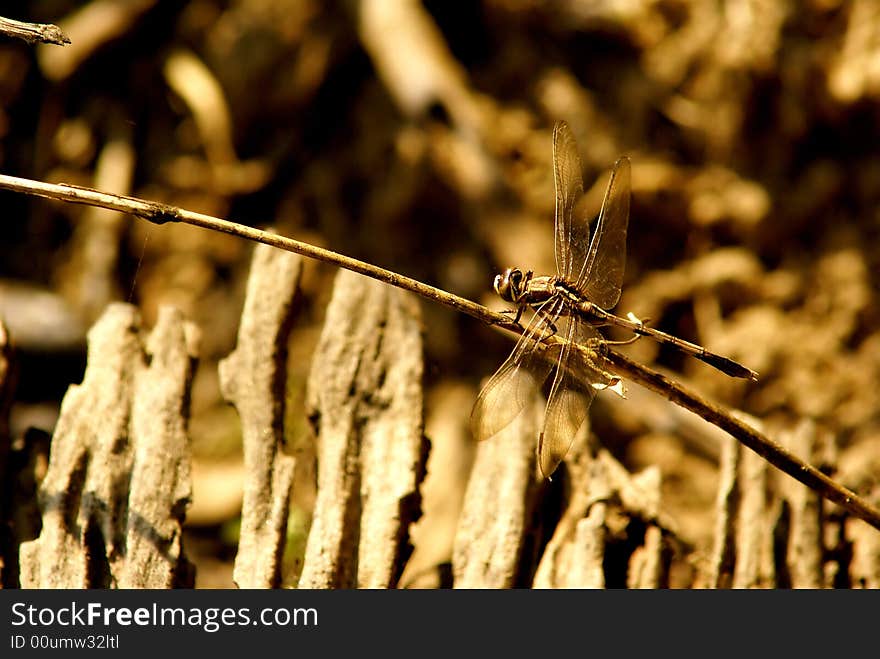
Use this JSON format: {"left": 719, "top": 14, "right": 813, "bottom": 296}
{"left": 494, "top": 268, "right": 528, "bottom": 303}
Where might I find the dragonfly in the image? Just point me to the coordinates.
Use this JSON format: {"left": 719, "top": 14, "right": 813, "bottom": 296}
{"left": 471, "top": 121, "right": 758, "bottom": 478}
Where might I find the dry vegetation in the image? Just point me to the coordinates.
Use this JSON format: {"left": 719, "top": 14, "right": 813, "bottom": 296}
{"left": 0, "top": 0, "right": 879, "bottom": 589}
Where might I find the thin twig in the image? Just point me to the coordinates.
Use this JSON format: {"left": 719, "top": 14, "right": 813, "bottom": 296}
{"left": 0, "top": 175, "right": 508, "bottom": 331}
{"left": 1, "top": 172, "right": 879, "bottom": 532}
{"left": 603, "top": 350, "right": 880, "bottom": 532}
{"left": 0, "top": 16, "right": 70, "bottom": 46}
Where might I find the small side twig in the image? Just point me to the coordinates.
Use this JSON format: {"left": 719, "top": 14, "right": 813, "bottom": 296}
{"left": 0, "top": 16, "right": 70, "bottom": 46}
{"left": 1, "top": 173, "right": 879, "bottom": 533}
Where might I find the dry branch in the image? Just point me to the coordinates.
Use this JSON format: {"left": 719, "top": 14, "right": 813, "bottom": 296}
{"left": 219, "top": 242, "right": 301, "bottom": 589}
{"left": 299, "top": 270, "right": 426, "bottom": 589}
{"left": 18, "top": 303, "right": 195, "bottom": 588}
{"left": 36, "top": 1, "right": 155, "bottom": 81}
{"left": 1, "top": 174, "right": 879, "bottom": 533}
{"left": 603, "top": 349, "right": 880, "bottom": 532}
{"left": 0, "top": 16, "right": 69, "bottom": 46}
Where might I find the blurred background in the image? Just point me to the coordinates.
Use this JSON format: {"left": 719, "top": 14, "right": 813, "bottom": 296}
{"left": 0, "top": 0, "right": 879, "bottom": 587}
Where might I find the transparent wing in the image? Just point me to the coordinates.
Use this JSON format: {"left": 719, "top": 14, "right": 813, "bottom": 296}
{"left": 470, "top": 298, "right": 564, "bottom": 442}
{"left": 537, "top": 319, "right": 604, "bottom": 478}
{"left": 552, "top": 121, "right": 587, "bottom": 282}
{"left": 574, "top": 157, "right": 631, "bottom": 310}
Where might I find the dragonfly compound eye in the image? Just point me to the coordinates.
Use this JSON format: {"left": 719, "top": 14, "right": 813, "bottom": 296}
{"left": 494, "top": 268, "right": 523, "bottom": 302}
{"left": 508, "top": 269, "right": 525, "bottom": 297}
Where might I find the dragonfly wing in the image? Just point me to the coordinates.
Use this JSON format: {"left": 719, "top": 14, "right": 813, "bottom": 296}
{"left": 471, "top": 299, "right": 562, "bottom": 442}
{"left": 575, "top": 156, "right": 631, "bottom": 310}
{"left": 470, "top": 360, "right": 545, "bottom": 443}
{"left": 552, "top": 121, "right": 588, "bottom": 282}
{"left": 537, "top": 319, "right": 603, "bottom": 478}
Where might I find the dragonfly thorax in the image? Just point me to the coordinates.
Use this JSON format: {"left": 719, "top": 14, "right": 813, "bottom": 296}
{"left": 494, "top": 267, "right": 531, "bottom": 304}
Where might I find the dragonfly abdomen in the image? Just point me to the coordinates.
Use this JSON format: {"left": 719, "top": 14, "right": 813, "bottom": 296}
{"left": 577, "top": 302, "right": 758, "bottom": 380}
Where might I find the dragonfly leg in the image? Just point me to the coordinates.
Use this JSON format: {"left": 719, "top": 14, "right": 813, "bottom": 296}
{"left": 534, "top": 308, "right": 559, "bottom": 340}
{"left": 605, "top": 334, "right": 641, "bottom": 346}
{"left": 499, "top": 305, "right": 526, "bottom": 325}
{"left": 606, "top": 313, "right": 651, "bottom": 345}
